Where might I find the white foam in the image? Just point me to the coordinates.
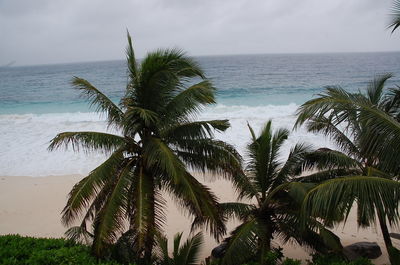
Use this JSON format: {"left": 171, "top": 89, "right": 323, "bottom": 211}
{"left": 0, "top": 104, "right": 335, "bottom": 176}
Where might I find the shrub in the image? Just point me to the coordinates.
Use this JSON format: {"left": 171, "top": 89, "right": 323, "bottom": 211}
{"left": 0, "top": 235, "right": 376, "bottom": 265}
{"left": 281, "top": 258, "right": 302, "bottom": 265}
{"left": 0, "top": 235, "right": 122, "bottom": 265}
{"left": 237, "top": 249, "right": 301, "bottom": 265}
{"left": 310, "top": 253, "right": 373, "bottom": 265}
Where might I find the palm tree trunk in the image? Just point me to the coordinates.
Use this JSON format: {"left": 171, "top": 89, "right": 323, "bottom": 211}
{"left": 259, "top": 226, "right": 272, "bottom": 265}
{"left": 144, "top": 175, "right": 156, "bottom": 262}
{"left": 377, "top": 213, "right": 395, "bottom": 264}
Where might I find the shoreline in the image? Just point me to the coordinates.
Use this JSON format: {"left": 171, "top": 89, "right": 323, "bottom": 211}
{"left": 0, "top": 174, "right": 398, "bottom": 264}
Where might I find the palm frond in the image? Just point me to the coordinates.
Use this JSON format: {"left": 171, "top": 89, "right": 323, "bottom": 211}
{"left": 155, "top": 233, "right": 170, "bottom": 265}
{"left": 48, "top": 131, "right": 126, "bottom": 154}
{"left": 220, "top": 219, "right": 260, "bottom": 265}
{"left": 124, "top": 105, "right": 160, "bottom": 132}
{"left": 278, "top": 182, "right": 316, "bottom": 206}
{"left": 219, "top": 202, "right": 255, "bottom": 221}
{"left": 174, "top": 139, "right": 243, "bottom": 177}
{"left": 318, "top": 226, "right": 343, "bottom": 252}
{"left": 174, "top": 138, "right": 254, "bottom": 198}
{"left": 302, "top": 148, "right": 361, "bottom": 171}
{"left": 175, "top": 232, "right": 204, "bottom": 265}
{"left": 268, "top": 127, "right": 290, "bottom": 173}
{"left": 367, "top": 73, "right": 392, "bottom": 105}
{"left": 366, "top": 166, "right": 393, "bottom": 179}
{"left": 143, "top": 136, "right": 186, "bottom": 183}
{"left": 92, "top": 161, "right": 134, "bottom": 256}
{"left": 65, "top": 225, "right": 94, "bottom": 245}
{"left": 273, "top": 142, "right": 314, "bottom": 189}
{"left": 247, "top": 123, "right": 257, "bottom": 142}
{"left": 355, "top": 99, "right": 400, "bottom": 173}
{"left": 303, "top": 116, "right": 359, "bottom": 156}
{"left": 155, "top": 232, "right": 204, "bottom": 265}
{"left": 135, "top": 48, "right": 204, "bottom": 112}
{"left": 71, "top": 77, "right": 123, "bottom": 128}
{"left": 141, "top": 48, "right": 204, "bottom": 80}
{"left": 173, "top": 232, "right": 184, "bottom": 259}
{"left": 294, "top": 86, "right": 355, "bottom": 129}
{"left": 246, "top": 121, "right": 273, "bottom": 194}
{"left": 164, "top": 80, "right": 216, "bottom": 123}
{"left": 389, "top": 0, "right": 400, "bottom": 33}
{"left": 297, "top": 168, "right": 361, "bottom": 183}
{"left": 273, "top": 212, "right": 341, "bottom": 253}
{"left": 165, "top": 172, "right": 226, "bottom": 240}
{"left": 163, "top": 120, "right": 230, "bottom": 141}
{"left": 75, "top": 176, "right": 120, "bottom": 234}
{"left": 247, "top": 121, "right": 289, "bottom": 197}
{"left": 61, "top": 150, "right": 125, "bottom": 226}
{"left": 303, "top": 176, "right": 400, "bottom": 228}
{"left": 381, "top": 86, "right": 400, "bottom": 121}
{"left": 126, "top": 31, "right": 138, "bottom": 87}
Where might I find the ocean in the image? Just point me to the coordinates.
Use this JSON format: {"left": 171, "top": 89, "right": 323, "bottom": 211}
{"left": 1, "top": 52, "right": 400, "bottom": 176}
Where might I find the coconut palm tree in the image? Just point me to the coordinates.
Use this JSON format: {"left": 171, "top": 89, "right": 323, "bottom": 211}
{"left": 217, "top": 121, "right": 342, "bottom": 265}
{"left": 48, "top": 33, "right": 244, "bottom": 261}
{"left": 294, "top": 74, "right": 400, "bottom": 264}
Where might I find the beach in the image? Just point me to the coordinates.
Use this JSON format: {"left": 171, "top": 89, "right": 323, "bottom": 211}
{"left": 1, "top": 174, "right": 398, "bottom": 264}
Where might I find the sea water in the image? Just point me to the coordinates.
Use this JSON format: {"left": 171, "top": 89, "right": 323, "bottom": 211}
{"left": 1, "top": 52, "right": 400, "bottom": 176}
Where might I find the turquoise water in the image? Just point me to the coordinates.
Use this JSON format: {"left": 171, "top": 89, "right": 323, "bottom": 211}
{"left": 1, "top": 52, "right": 400, "bottom": 114}
{"left": 1, "top": 52, "right": 400, "bottom": 176}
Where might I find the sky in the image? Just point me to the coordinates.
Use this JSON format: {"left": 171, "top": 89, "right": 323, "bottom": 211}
{"left": 0, "top": 0, "right": 399, "bottom": 66}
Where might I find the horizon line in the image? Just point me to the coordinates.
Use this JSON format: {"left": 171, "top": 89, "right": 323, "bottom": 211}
{"left": 7, "top": 49, "right": 400, "bottom": 68}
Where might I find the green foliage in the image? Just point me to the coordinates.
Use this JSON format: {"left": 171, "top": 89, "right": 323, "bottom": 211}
{"left": 309, "top": 253, "right": 373, "bottom": 265}
{"left": 0, "top": 235, "right": 123, "bottom": 265}
{"left": 262, "top": 251, "right": 282, "bottom": 265}
{"left": 281, "top": 259, "right": 302, "bottom": 265}
{"left": 389, "top": 0, "right": 400, "bottom": 33}
{"left": 0, "top": 235, "right": 378, "bottom": 265}
{"left": 155, "top": 232, "right": 204, "bottom": 265}
{"left": 237, "top": 249, "right": 296, "bottom": 265}
{"left": 388, "top": 246, "right": 400, "bottom": 265}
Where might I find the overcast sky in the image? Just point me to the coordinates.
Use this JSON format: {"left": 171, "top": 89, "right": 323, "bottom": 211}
{"left": 0, "top": 0, "right": 399, "bottom": 66}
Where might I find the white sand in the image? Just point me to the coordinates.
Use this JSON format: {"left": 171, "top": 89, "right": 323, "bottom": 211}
{"left": 0, "top": 174, "right": 398, "bottom": 264}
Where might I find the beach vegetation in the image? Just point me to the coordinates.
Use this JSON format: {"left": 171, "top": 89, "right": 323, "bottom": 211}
{"left": 0, "top": 235, "right": 375, "bottom": 265}
{"left": 309, "top": 253, "right": 373, "bottom": 265}
{"left": 0, "top": 234, "right": 122, "bottom": 265}
{"left": 154, "top": 232, "right": 203, "bottom": 265}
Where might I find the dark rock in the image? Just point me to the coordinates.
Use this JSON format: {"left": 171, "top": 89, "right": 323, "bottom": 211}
{"left": 390, "top": 233, "right": 400, "bottom": 240}
{"left": 343, "top": 242, "right": 382, "bottom": 260}
{"left": 343, "top": 247, "right": 361, "bottom": 261}
{"left": 211, "top": 242, "right": 227, "bottom": 259}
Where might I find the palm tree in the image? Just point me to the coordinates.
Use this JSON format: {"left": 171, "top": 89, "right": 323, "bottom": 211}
{"left": 217, "top": 121, "right": 341, "bottom": 265}
{"left": 48, "top": 33, "right": 244, "bottom": 261}
{"left": 294, "top": 74, "right": 400, "bottom": 264}
{"left": 155, "top": 232, "right": 203, "bottom": 265}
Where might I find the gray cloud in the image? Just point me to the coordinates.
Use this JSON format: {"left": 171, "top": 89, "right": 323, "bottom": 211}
{"left": 0, "top": 0, "right": 399, "bottom": 66}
